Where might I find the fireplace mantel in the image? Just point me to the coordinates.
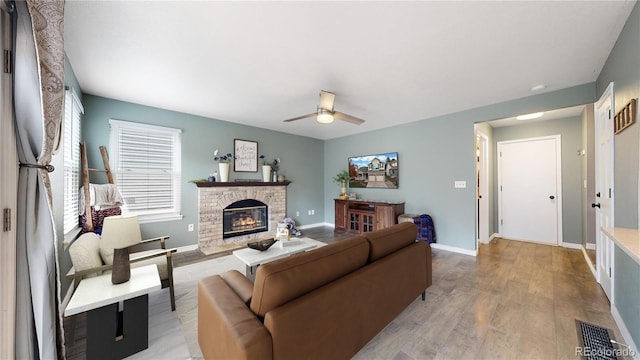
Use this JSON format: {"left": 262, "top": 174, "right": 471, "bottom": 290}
{"left": 194, "top": 181, "right": 291, "bottom": 187}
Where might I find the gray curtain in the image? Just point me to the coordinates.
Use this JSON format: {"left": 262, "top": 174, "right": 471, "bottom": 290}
{"left": 13, "top": 0, "right": 65, "bottom": 359}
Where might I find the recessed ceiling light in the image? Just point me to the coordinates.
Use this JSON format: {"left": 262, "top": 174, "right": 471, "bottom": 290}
{"left": 516, "top": 112, "right": 544, "bottom": 121}
{"left": 531, "top": 84, "right": 547, "bottom": 91}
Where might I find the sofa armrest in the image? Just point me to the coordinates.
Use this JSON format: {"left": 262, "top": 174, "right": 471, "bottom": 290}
{"left": 221, "top": 270, "right": 253, "bottom": 305}
{"left": 139, "top": 235, "right": 170, "bottom": 249}
{"left": 198, "top": 275, "right": 272, "bottom": 360}
{"left": 129, "top": 248, "right": 176, "bottom": 262}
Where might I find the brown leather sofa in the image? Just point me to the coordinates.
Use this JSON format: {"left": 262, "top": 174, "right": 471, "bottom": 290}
{"left": 198, "top": 222, "right": 432, "bottom": 359}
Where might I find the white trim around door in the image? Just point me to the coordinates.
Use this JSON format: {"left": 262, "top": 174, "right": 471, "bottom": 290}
{"left": 0, "top": 4, "right": 17, "bottom": 359}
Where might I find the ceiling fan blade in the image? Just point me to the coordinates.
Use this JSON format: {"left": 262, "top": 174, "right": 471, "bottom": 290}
{"left": 319, "top": 90, "right": 335, "bottom": 111}
{"left": 283, "top": 113, "right": 316, "bottom": 122}
{"left": 334, "top": 111, "right": 365, "bottom": 125}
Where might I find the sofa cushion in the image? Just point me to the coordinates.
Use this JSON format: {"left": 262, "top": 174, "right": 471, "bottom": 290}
{"left": 364, "top": 222, "right": 418, "bottom": 262}
{"left": 250, "top": 236, "right": 369, "bottom": 317}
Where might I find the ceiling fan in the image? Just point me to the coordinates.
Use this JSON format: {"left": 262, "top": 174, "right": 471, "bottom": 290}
{"left": 283, "top": 90, "right": 365, "bottom": 125}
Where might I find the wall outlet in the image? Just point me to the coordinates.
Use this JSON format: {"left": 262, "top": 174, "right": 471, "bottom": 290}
{"left": 311, "top": 209, "right": 315, "bottom": 215}
{"left": 296, "top": 211, "right": 300, "bottom": 217}
{"left": 308, "top": 210, "right": 312, "bottom": 215}
{"left": 188, "top": 224, "right": 194, "bottom": 232}
{"left": 454, "top": 181, "right": 467, "bottom": 189}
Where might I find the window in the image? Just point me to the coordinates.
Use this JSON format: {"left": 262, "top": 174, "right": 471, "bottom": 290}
{"left": 109, "top": 119, "right": 182, "bottom": 223}
{"left": 63, "top": 88, "right": 83, "bottom": 234}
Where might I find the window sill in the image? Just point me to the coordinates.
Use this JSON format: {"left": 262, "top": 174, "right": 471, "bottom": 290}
{"left": 62, "top": 227, "right": 83, "bottom": 251}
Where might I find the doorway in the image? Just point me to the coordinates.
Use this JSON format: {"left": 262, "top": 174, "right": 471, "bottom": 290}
{"left": 498, "top": 135, "right": 562, "bottom": 245}
{"left": 476, "top": 132, "right": 489, "bottom": 246}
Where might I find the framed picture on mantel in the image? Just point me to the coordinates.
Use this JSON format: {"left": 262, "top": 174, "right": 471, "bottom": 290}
{"left": 234, "top": 139, "right": 258, "bottom": 172}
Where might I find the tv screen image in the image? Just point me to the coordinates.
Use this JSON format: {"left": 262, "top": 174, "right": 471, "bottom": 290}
{"left": 348, "top": 152, "right": 398, "bottom": 189}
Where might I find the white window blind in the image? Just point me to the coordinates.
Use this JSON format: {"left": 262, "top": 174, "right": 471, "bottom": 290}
{"left": 63, "top": 88, "right": 83, "bottom": 234}
{"left": 109, "top": 119, "right": 182, "bottom": 222}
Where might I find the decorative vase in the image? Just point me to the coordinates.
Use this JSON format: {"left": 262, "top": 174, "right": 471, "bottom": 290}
{"left": 111, "top": 247, "right": 131, "bottom": 284}
{"left": 219, "top": 162, "right": 230, "bottom": 182}
{"left": 262, "top": 165, "right": 271, "bottom": 182}
{"left": 340, "top": 180, "right": 347, "bottom": 196}
{"left": 272, "top": 171, "right": 278, "bottom": 182}
{"left": 278, "top": 175, "right": 285, "bottom": 182}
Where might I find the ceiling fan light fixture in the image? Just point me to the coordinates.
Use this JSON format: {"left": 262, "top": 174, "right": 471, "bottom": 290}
{"left": 316, "top": 109, "right": 334, "bottom": 124}
{"left": 516, "top": 112, "right": 544, "bottom": 121}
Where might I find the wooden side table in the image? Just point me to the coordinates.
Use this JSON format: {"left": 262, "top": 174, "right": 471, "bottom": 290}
{"left": 64, "top": 265, "right": 161, "bottom": 360}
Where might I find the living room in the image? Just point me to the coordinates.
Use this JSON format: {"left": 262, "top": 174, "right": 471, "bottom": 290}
{"left": 2, "top": 1, "right": 639, "bottom": 359}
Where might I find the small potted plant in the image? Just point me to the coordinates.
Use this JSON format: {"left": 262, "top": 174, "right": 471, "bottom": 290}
{"left": 213, "top": 149, "right": 235, "bottom": 182}
{"left": 332, "top": 170, "right": 349, "bottom": 199}
{"left": 259, "top": 155, "right": 280, "bottom": 182}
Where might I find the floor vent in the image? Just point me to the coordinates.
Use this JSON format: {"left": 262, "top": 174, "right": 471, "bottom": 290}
{"left": 575, "top": 320, "right": 620, "bottom": 360}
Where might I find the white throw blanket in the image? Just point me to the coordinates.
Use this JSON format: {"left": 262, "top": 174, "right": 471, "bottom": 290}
{"left": 79, "top": 183, "right": 124, "bottom": 214}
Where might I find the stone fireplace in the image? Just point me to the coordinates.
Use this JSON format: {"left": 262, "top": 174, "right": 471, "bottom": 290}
{"left": 196, "top": 182, "right": 289, "bottom": 255}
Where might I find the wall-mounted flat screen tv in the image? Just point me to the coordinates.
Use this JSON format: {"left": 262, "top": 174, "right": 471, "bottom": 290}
{"left": 348, "top": 152, "right": 398, "bottom": 189}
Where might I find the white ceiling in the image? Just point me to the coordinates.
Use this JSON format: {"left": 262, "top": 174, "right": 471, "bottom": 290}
{"left": 64, "top": 1, "right": 636, "bottom": 140}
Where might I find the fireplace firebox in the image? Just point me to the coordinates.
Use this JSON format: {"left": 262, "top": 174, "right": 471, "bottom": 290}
{"left": 223, "top": 199, "right": 268, "bottom": 239}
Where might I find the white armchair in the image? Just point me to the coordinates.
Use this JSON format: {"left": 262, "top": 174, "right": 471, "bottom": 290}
{"left": 67, "top": 214, "right": 176, "bottom": 311}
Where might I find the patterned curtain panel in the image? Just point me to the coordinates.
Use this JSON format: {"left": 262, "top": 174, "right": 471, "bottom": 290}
{"left": 14, "top": 0, "right": 65, "bottom": 359}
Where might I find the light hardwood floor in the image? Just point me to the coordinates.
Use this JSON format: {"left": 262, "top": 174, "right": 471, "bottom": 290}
{"left": 64, "top": 227, "right": 624, "bottom": 359}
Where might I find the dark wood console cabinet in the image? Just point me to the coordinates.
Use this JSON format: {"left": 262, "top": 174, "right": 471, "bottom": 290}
{"left": 334, "top": 199, "right": 405, "bottom": 234}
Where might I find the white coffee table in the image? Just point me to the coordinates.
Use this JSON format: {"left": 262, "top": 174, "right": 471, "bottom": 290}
{"left": 233, "top": 238, "right": 318, "bottom": 280}
{"left": 65, "top": 265, "right": 161, "bottom": 360}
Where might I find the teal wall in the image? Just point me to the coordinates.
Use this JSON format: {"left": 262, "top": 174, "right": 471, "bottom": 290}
{"left": 492, "top": 116, "right": 584, "bottom": 244}
{"left": 324, "top": 83, "right": 596, "bottom": 251}
{"left": 597, "top": 1, "right": 640, "bottom": 348}
{"left": 597, "top": 1, "right": 640, "bottom": 230}
{"left": 80, "top": 95, "right": 325, "bottom": 244}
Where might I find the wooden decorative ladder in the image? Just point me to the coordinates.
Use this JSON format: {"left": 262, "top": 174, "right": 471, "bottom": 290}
{"left": 80, "top": 141, "right": 114, "bottom": 232}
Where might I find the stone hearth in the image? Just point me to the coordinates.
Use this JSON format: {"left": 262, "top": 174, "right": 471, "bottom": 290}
{"left": 196, "top": 182, "right": 289, "bottom": 255}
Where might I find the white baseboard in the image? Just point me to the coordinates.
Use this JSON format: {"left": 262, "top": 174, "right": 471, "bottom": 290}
{"left": 581, "top": 246, "right": 597, "bottom": 278}
{"left": 611, "top": 304, "right": 640, "bottom": 359}
{"left": 483, "top": 233, "right": 500, "bottom": 244}
{"left": 298, "top": 222, "right": 333, "bottom": 229}
{"left": 562, "top": 242, "right": 582, "bottom": 249}
{"left": 586, "top": 242, "right": 596, "bottom": 250}
{"left": 176, "top": 244, "right": 198, "bottom": 253}
{"left": 430, "top": 243, "right": 477, "bottom": 257}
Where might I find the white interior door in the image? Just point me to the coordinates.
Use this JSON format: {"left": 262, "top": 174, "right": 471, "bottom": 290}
{"left": 498, "top": 136, "right": 562, "bottom": 245}
{"left": 594, "top": 82, "right": 614, "bottom": 301}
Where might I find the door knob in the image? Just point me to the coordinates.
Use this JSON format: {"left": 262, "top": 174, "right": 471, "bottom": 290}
{"left": 549, "top": 195, "right": 555, "bottom": 200}
{"left": 592, "top": 203, "right": 601, "bottom": 208}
